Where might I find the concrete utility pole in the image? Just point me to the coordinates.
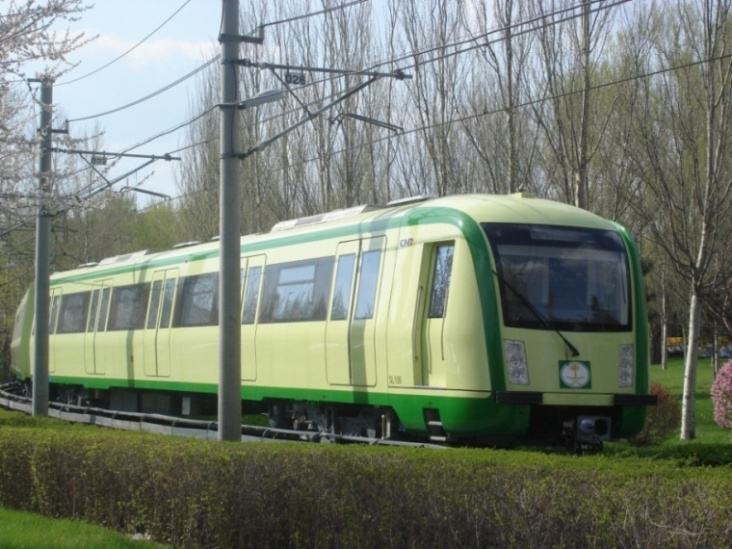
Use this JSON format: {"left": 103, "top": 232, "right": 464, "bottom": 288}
{"left": 218, "top": 0, "right": 243, "bottom": 441}
{"left": 32, "top": 77, "right": 53, "bottom": 416}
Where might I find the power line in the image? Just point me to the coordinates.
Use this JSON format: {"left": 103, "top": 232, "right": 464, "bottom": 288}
{"left": 42, "top": 0, "right": 632, "bottom": 202}
{"left": 155, "top": 48, "right": 732, "bottom": 213}
{"left": 58, "top": 0, "right": 193, "bottom": 87}
{"left": 68, "top": 56, "right": 219, "bottom": 123}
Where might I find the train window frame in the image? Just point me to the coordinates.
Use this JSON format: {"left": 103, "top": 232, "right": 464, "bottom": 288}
{"left": 174, "top": 272, "right": 219, "bottom": 328}
{"left": 97, "top": 287, "right": 111, "bottom": 332}
{"left": 107, "top": 283, "right": 150, "bottom": 331}
{"left": 330, "top": 254, "right": 356, "bottom": 321}
{"left": 354, "top": 249, "right": 382, "bottom": 320}
{"left": 146, "top": 279, "right": 163, "bottom": 329}
{"left": 427, "top": 243, "right": 455, "bottom": 319}
{"left": 242, "top": 266, "right": 262, "bottom": 325}
{"left": 49, "top": 294, "right": 61, "bottom": 334}
{"left": 160, "top": 277, "right": 176, "bottom": 328}
{"left": 86, "top": 289, "right": 100, "bottom": 332}
{"left": 260, "top": 257, "right": 334, "bottom": 323}
{"left": 57, "top": 291, "right": 91, "bottom": 334}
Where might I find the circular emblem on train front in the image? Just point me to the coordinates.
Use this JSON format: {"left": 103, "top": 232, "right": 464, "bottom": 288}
{"left": 559, "top": 361, "right": 591, "bottom": 389}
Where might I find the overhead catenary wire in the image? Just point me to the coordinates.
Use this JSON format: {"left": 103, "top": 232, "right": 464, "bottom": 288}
{"left": 130, "top": 0, "right": 630, "bottom": 156}
{"left": 43, "top": 0, "right": 640, "bottom": 207}
{"left": 57, "top": 0, "right": 193, "bottom": 87}
{"left": 141, "top": 48, "right": 732, "bottom": 215}
{"left": 68, "top": 56, "right": 220, "bottom": 123}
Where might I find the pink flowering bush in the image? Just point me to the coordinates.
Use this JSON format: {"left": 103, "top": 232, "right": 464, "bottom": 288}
{"left": 711, "top": 360, "right": 732, "bottom": 434}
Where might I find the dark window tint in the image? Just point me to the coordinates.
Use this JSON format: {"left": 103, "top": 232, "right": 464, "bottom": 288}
{"left": 260, "top": 257, "right": 333, "bottom": 323}
{"left": 175, "top": 273, "right": 219, "bottom": 327}
{"left": 97, "top": 288, "right": 111, "bottom": 332}
{"left": 57, "top": 292, "right": 91, "bottom": 334}
{"left": 108, "top": 283, "right": 150, "bottom": 331}
{"left": 87, "top": 290, "right": 100, "bottom": 332}
{"left": 49, "top": 295, "right": 61, "bottom": 334}
{"left": 354, "top": 250, "right": 381, "bottom": 320}
{"left": 160, "top": 278, "right": 176, "bottom": 328}
{"left": 331, "top": 254, "right": 355, "bottom": 320}
{"left": 428, "top": 244, "right": 454, "bottom": 318}
{"left": 242, "top": 266, "right": 262, "bottom": 325}
{"left": 147, "top": 280, "right": 163, "bottom": 329}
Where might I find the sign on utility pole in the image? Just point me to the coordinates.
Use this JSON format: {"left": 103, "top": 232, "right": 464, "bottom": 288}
{"left": 32, "top": 77, "right": 53, "bottom": 417}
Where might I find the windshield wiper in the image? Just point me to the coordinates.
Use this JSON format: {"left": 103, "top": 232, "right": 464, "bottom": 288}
{"left": 491, "top": 269, "right": 580, "bottom": 357}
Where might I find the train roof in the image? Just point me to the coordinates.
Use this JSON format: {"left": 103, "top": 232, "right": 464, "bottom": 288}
{"left": 50, "top": 193, "right": 617, "bottom": 283}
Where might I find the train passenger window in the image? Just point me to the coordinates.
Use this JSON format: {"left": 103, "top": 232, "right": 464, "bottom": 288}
{"left": 108, "top": 283, "right": 150, "bottom": 331}
{"left": 97, "top": 288, "right": 111, "bottom": 332}
{"left": 175, "top": 273, "right": 219, "bottom": 327}
{"left": 57, "top": 292, "right": 91, "bottom": 334}
{"left": 260, "top": 257, "right": 333, "bottom": 323}
{"left": 49, "top": 295, "right": 61, "bottom": 334}
{"left": 160, "top": 278, "right": 176, "bottom": 328}
{"left": 354, "top": 250, "right": 381, "bottom": 320}
{"left": 242, "top": 266, "right": 262, "bottom": 325}
{"left": 428, "top": 244, "right": 455, "bottom": 318}
{"left": 87, "top": 290, "right": 100, "bottom": 332}
{"left": 331, "top": 254, "right": 355, "bottom": 320}
{"left": 146, "top": 280, "right": 162, "bottom": 329}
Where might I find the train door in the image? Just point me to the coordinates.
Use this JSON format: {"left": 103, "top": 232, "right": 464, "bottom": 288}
{"left": 84, "top": 281, "right": 112, "bottom": 375}
{"left": 143, "top": 269, "right": 178, "bottom": 377}
{"left": 241, "top": 255, "right": 265, "bottom": 382}
{"left": 418, "top": 243, "right": 455, "bottom": 388}
{"left": 325, "top": 240, "right": 360, "bottom": 385}
{"left": 326, "top": 237, "right": 384, "bottom": 387}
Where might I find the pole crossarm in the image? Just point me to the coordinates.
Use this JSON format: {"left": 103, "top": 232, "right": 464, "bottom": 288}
{"left": 235, "top": 58, "right": 411, "bottom": 80}
{"left": 50, "top": 147, "right": 180, "bottom": 161}
{"left": 236, "top": 76, "right": 380, "bottom": 160}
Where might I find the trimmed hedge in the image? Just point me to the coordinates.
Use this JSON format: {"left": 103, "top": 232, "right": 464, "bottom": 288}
{"left": 0, "top": 419, "right": 731, "bottom": 547}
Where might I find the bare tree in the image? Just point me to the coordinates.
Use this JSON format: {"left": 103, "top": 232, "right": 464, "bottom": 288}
{"left": 528, "top": 0, "right": 617, "bottom": 208}
{"left": 629, "top": 0, "right": 732, "bottom": 440}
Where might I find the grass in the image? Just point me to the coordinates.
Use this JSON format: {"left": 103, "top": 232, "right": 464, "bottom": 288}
{"left": 0, "top": 507, "right": 167, "bottom": 548}
{"left": 649, "top": 355, "right": 729, "bottom": 444}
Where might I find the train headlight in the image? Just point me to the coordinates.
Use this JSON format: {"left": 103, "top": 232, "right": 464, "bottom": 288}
{"left": 619, "top": 344, "right": 634, "bottom": 387}
{"left": 504, "top": 340, "right": 529, "bottom": 385}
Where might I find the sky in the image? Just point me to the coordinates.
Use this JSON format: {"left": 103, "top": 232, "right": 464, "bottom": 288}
{"left": 43, "top": 0, "right": 223, "bottom": 208}
{"left": 40, "top": 0, "right": 395, "bottom": 210}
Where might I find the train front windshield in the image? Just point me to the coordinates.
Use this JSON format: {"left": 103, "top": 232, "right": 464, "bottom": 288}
{"left": 483, "top": 223, "right": 631, "bottom": 332}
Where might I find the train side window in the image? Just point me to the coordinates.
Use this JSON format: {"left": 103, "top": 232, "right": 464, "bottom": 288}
{"left": 147, "top": 280, "right": 163, "bottom": 329}
{"left": 49, "top": 294, "right": 61, "bottom": 334}
{"left": 428, "top": 244, "right": 455, "bottom": 318}
{"left": 242, "top": 266, "right": 262, "bottom": 325}
{"left": 176, "top": 273, "right": 219, "bottom": 327}
{"left": 260, "top": 257, "right": 333, "bottom": 323}
{"left": 108, "top": 283, "right": 150, "bottom": 331}
{"left": 160, "top": 278, "right": 176, "bottom": 328}
{"left": 354, "top": 250, "right": 382, "bottom": 320}
{"left": 87, "top": 290, "right": 100, "bottom": 332}
{"left": 97, "top": 288, "right": 111, "bottom": 332}
{"left": 57, "top": 292, "right": 91, "bottom": 334}
{"left": 330, "top": 254, "right": 355, "bottom": 321}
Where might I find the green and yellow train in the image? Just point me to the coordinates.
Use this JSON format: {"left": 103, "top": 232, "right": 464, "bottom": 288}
{"left": 11, "top": 193, "right": 655, "bottom": 448}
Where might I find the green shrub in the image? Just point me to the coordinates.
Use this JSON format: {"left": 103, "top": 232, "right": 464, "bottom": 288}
{"left": 0, "top": 426, "right": 731, "bottom": 548}
{"left": 631, "top": 381, "right": 680, "bottom": 445}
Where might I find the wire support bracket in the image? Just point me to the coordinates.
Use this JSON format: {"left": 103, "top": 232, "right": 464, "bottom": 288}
{"left": 236, "top": 58, "right": 411, "bottom": 80}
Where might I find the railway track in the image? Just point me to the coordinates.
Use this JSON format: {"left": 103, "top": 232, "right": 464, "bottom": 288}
{"left": 0, "top": 383, "right": 446, "bottom": 449}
